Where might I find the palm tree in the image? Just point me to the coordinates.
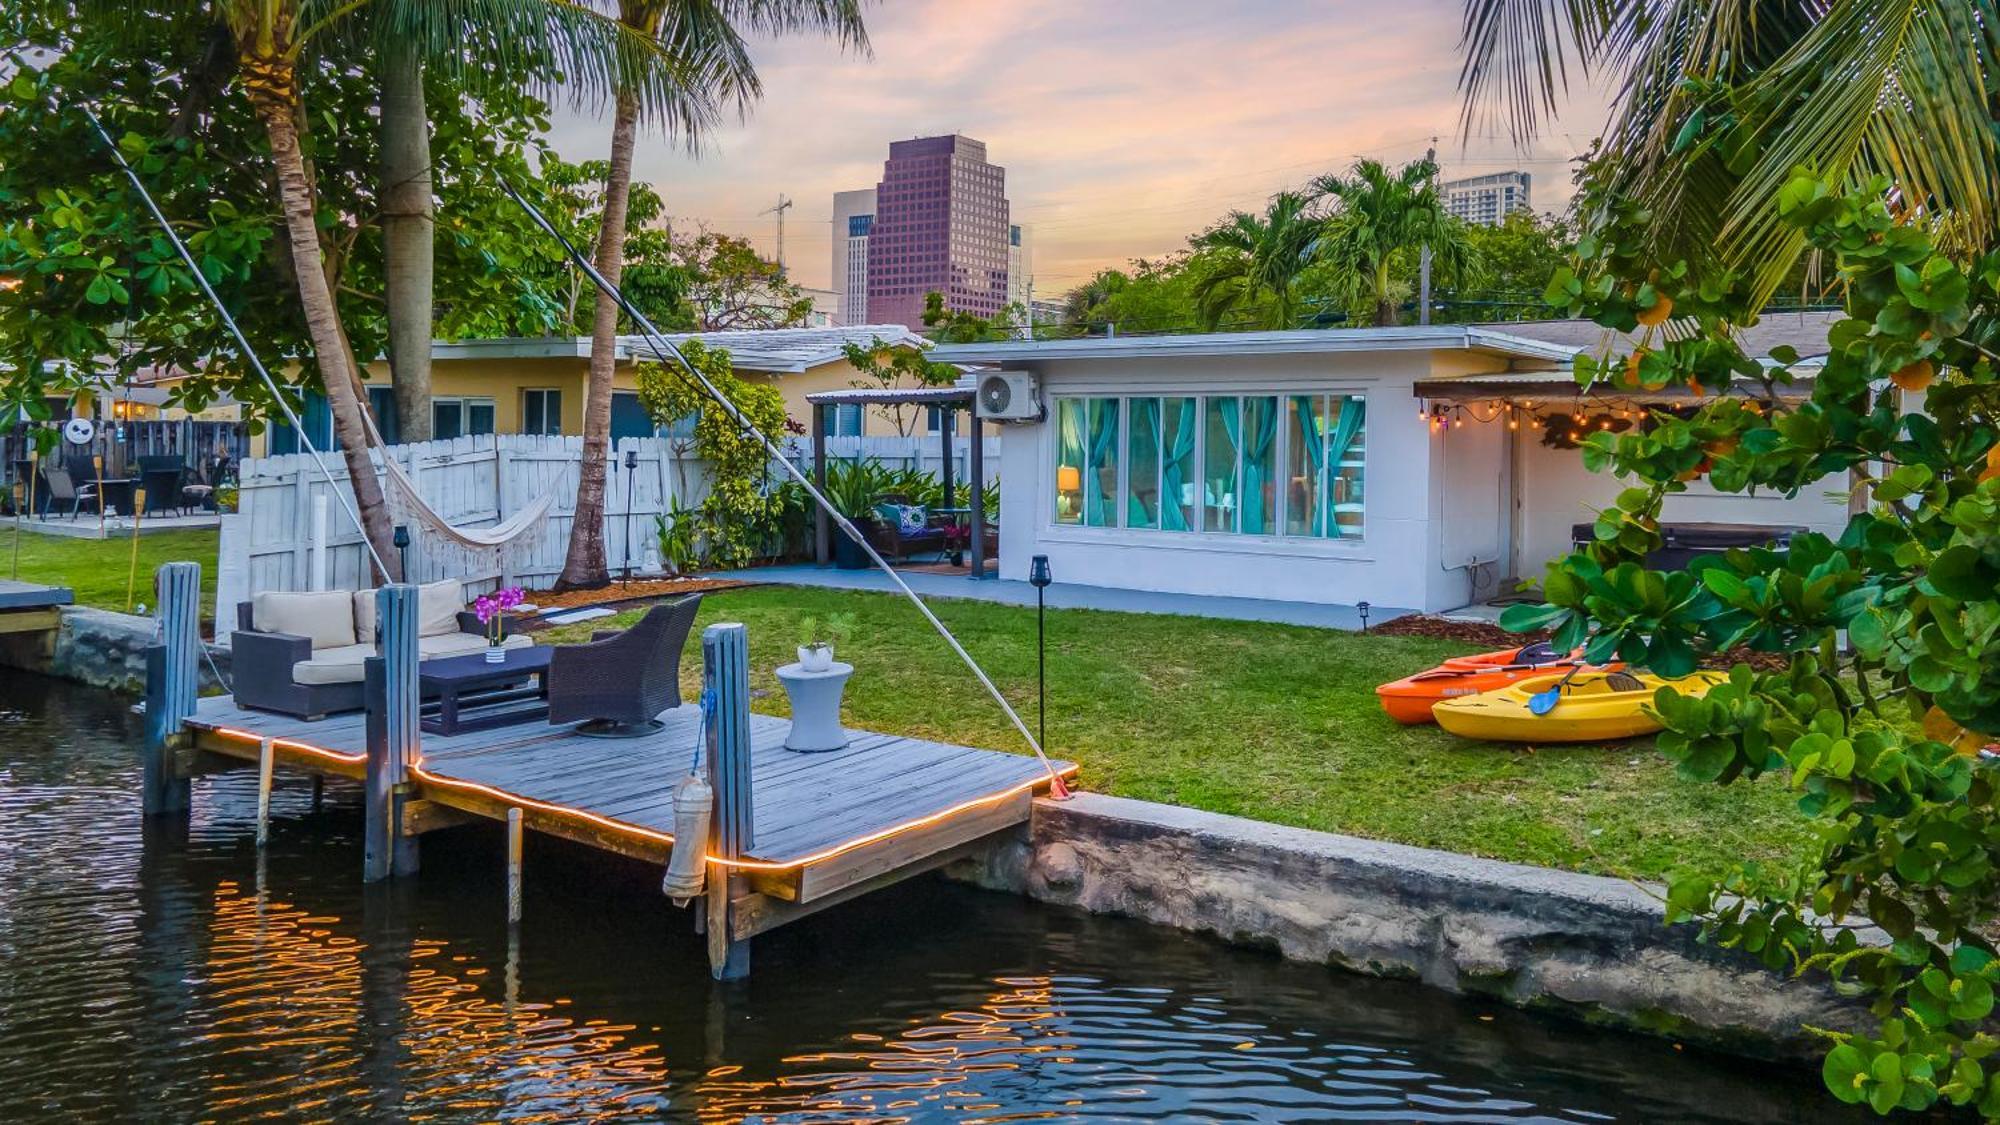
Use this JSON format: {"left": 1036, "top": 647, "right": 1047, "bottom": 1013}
{"left": 1187, "top": 191, "right": 1320, "bottom": 330}
{"left": 1309, "top": 158, "right": 1471, "bottom": 328}
{"left": 556, "top": 0, "right": 867, "bottom": 590}
{"left": 127, "top": 0, "right": 683, "bottom": 579}
{"left": 371, "top": 1, "right": 694, "bottom": 445}
{"left": 1457, "top": 0, "right": 2000, "bottom": 304}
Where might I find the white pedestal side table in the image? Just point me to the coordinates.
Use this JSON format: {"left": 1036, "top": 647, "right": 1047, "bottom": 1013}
{"left": 775, "top": 661, "right": 853, "bottom": 752}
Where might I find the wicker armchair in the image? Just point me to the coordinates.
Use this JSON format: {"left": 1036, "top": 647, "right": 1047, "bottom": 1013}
{"left": 547, "top": 595, "right": 701, "bottom": 735}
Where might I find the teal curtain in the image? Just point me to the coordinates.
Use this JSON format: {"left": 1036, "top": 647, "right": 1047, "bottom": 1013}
{"left": 1208, "top": 397, "right": 1240, "bottom": 532}
{"left": 1127, "top": 398, "right": 1161, "bottom": 528}
{"left": 1055, "top": 399, "right": 1087, "bottom": 523}
{"left": 1324, "top": 396, "right": 1365, "bottom": 537}
{"left": 1291, "top": 395, "right": 1325, "bottom": 536}
{"left": 1085, "top": 398, "right": 1119, "bottom": 527}
{"left": 1161, "top": 398, "right": 1198, "bottom": 531}
{"left": 1241, "top": 397, "right": 1278, "bottom": 534}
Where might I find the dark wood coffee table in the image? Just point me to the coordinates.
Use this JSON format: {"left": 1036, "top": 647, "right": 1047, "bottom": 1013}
{"left": 418, "top": 645, "right": 553, "bottom": 735}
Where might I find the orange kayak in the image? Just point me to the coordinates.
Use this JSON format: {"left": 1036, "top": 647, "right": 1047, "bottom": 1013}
{"left": 1376, "top": 644, "right": 1616, "bottom": 725}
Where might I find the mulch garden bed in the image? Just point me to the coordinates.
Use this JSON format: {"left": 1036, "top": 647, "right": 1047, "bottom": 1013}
{"left": 1372, "top": 614, "right": 1548, "bottom": 648}
{"left": 513, "top": 575, "right": 754, "bottom": 630}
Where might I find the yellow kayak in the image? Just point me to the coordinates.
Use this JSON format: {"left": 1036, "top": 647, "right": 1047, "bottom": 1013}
{"left": 1433, "top": 669, "right": 1728, "bottom": 743}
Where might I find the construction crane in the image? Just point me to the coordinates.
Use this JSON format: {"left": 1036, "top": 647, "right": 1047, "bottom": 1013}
{"left": 762, "top": 194, "right": 793, "bottom": 277}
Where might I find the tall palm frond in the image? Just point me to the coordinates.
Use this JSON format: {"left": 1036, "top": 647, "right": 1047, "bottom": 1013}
{"left": 1458, "top": 0, "right": 2000, "bottom": 304}
{"left": 1310, "top": 158, "right": 1471, "bottom": 326}
{"left": 1188, "top": 191, "right": 1318, "bottom": 329}
{"left": 369, "top": 0, "right": 729, "bottom": 138}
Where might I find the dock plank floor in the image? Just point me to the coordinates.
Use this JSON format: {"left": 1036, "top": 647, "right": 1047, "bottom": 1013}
{"left": 186, "top": 697, "right": 1068, "bottom": 866}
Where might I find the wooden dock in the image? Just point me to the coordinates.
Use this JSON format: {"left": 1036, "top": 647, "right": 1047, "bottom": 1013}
{"left": 144, "top": 564, "right": 1074, "bottom": 980}
{"left": 0, "top": 580, "right": 72, "bottom": 661}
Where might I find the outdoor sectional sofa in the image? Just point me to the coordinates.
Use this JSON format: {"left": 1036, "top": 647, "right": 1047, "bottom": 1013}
{"left": 230, "top": 580, "right": 529, "bottom": 720}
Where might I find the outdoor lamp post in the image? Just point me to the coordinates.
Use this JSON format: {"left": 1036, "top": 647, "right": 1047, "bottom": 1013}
{"left": 1356, "top": 600, "right": 1371, "bottom": 634}
{"left": 392, "top": 525, "right": 411, "bottom": 580}
{"left": 622, "top": 448, "right": 639, "bottom": 583}
{"left": 1029, "top": 555, "right": 1052, "bottom": 754}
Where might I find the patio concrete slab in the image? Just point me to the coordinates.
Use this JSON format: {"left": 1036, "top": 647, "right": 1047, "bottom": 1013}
{"left": 711, "top": 564, "right": 1414, "bottom": 632}
{"left": 1, "top": 513, "right": 221, "bottom": 539}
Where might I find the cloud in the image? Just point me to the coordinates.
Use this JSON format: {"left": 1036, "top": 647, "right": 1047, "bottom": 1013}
{"left": 544, "top": 0, "right": 1610, "bottom": 293}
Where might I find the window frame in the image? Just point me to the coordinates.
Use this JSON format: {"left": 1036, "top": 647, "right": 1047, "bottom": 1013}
{"left": 431, "top": 395, "right": 497, "bottom": 441}
{"left": 521, "top": 388, "right": 563, "bottom": 436}
{"left": 1046, "top": 389, "right": 1368, "bottom": 548}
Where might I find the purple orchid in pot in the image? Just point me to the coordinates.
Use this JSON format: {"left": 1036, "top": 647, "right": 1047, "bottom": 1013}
{"left": 474, "top": 586, "right": 525, "bottom": 662}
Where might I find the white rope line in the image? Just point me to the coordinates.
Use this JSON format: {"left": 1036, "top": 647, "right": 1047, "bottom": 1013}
{"left": 498, "top": 175, "right": 1068, "bottom": 789}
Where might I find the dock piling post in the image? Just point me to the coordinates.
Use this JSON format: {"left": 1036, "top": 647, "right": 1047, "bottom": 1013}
{"left": 142, "top": 560, "right": 200, "bottom": 816}
{"left": 363, "top": 583, "right": 423, "bottom": 882}
{"left": 506, "top": 807, "right": 524, "bottom": 924}
{"left": 702, "top": 622, "right": 754, "bottom": 981}
{"left": 254, "top": 736, "right": 274, "bottom": 847}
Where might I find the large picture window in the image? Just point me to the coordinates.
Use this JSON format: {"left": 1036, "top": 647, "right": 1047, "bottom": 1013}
{"left": 1050, "top": 391, "right": 1366, "bottom": 541}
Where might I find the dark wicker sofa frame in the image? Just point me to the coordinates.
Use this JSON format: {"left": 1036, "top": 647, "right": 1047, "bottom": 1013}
{"left": 546, "top": 595, "right": 701, "bottom": 734}
{"left": 229, "top": 601, "right": 499, "bottom": 721}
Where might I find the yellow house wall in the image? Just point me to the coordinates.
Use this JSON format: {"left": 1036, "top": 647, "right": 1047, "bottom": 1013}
{"left": 241, "top": 349, "right": 969, "bottom": 454}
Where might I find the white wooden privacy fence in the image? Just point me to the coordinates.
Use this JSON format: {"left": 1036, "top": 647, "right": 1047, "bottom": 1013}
{"left": 214, "top": 431, "right": 1003, "bottom": 618}
{"left": 788, "top": 433, "right": 1001, "bottom": 483}
{"left": 216, "top": 435, "right": 709, "bottom": 616}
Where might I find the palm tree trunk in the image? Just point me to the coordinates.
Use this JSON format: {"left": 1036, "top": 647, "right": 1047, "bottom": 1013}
{"left": 380, "top": 37, "right": 434, "bottom": 444}
{"left": 1373, "top": 259, "right": 1397, "bottom": 327}
{"left": 556, "top": 89, "right": 640, "bottom": 589}
{"left": 248, "top": 84, "right": 402, "bottom": 583}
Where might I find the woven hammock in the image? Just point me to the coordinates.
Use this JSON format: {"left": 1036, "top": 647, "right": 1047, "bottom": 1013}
{"left": 360, "top": 409, "right": 566, "bottom": 585}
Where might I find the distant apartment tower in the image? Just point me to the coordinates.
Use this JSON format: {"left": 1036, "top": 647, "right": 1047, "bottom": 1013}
{"left": 1443, "top": 171, "right": 1532, "bottom": 227}
{"left": 830, "top": 187, "right": 876, "bottom": 326}
{"left": 1007, "top": 223, "right": 1032, "bottom": 312}
{"left": 865, "top": 135, "right": 1010, "bottom": 331}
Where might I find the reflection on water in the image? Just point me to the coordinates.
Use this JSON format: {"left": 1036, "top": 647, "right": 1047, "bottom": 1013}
{"left": 0, "top": 672, "right": 1848, "bottom": 1122}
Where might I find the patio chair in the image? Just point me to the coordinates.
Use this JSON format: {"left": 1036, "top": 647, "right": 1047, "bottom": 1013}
{"left": 37, "top": 467, "right": 95, "bottom": 520}
{"left": 138, "top": 458, "right": 186, "bottom": 517}
{"left": 546, "top": 595, "right": 702, "bottom": 737}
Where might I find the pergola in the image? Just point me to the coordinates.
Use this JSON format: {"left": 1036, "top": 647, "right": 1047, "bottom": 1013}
{"left": 804, "top": 385, "right": 993, "bottom": 579}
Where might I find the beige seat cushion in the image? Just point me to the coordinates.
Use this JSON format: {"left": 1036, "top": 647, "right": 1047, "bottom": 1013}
{"left": 418, "top": 632, "right": 530, "bottom": 660}
{"left": 352, "top": 589, "right": 375, "bottom": 644}
{"left": 253, "top": 590, "right": 356, "bottom": 651}
{"left": 291, "top": 643, "right": 373, "bottom": 685}
{"left": 419, "top": 579, "right": 465, "bottom": 637}
{"left": 348, "top": 580, "right": 467, "bottom": 642}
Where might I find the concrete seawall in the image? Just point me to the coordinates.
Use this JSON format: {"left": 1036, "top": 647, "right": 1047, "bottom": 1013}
{"left": 0, "top": 605, "right": 228, "bottom": 694}
{"left": 951, "top": 792, "right": 1860, "bottom": 1059}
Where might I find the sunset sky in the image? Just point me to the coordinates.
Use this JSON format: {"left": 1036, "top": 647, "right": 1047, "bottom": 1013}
{"left": 549, "top": 0, "right": 1612, "bottom": 299}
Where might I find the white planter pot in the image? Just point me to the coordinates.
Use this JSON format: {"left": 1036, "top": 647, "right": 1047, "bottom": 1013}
{"left": 485, "top": 645, "right": 507, "bottom": 664}
{"left": 797, "top": 644, "right": 834, "bottom": 673}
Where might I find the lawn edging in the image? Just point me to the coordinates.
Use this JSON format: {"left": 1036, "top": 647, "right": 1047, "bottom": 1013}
{"left": 949, "top": 792, "right": 1863, "bottom": 1060}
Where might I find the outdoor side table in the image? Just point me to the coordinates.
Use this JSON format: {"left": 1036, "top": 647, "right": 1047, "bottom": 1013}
{"left": 775, "top": 661, "right": 852, "bottom": 752}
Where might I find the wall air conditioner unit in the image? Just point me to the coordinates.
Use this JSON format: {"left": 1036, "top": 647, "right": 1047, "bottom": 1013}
{"left": 975, "top": 371, "right": 1042, "bottom": 422}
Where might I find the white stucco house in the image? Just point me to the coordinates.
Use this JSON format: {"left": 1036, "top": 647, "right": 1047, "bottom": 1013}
{"left": 932, "top": 314, "right": 1847, "bottom": 614}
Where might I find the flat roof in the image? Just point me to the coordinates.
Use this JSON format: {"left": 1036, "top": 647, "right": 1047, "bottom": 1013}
{"left": 428, "top": 325, "right": 930, "bottom": 374}
{"left": 807, "top": 386, "right": 972, "bottom": 406}
{"left": 928, "top": 325, "right": 1580, "bottom": 365}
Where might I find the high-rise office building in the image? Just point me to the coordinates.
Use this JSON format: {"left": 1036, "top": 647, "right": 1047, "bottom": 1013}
{"left": 830, "top": 188, "right": 876, "bottom": 326}
{"left": 1442, "top": 171, "right": 1531, "bottom": 227}
{"left": 865, "top": 135, "right": 1010, "bottom": 331}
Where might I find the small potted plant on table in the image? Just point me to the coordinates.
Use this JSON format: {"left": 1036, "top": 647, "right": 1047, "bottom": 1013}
{"left": 474, "top": 586, "right": 526, "bottom": 662}
{"left": 796, "top": 611, "right": 856, "bottom": 673}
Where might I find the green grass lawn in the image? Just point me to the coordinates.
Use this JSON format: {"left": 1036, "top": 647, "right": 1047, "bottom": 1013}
{"left": 2, "top": 526, "right": 220, "bottom": 617}
{"left": 545, "top": 585, "right": 1812, "bottom": 881}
